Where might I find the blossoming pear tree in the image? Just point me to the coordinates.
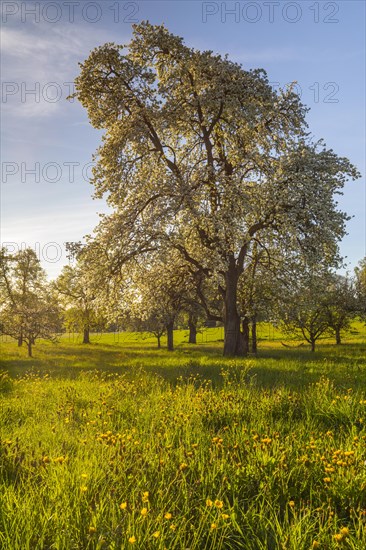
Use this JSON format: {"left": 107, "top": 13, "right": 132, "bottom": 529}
{"left": 72, "top": 22, "right": 360, "bottom": 356}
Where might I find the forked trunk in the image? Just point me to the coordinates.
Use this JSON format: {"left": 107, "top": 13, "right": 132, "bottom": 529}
{"left": 166, "top": 321, "right": 174, "bottom": 351}
{"left": 310, "top": 338, "right": 316, "bottom": 352}
{"left": 223, "top": 266, "right": 246, "bottom": 356}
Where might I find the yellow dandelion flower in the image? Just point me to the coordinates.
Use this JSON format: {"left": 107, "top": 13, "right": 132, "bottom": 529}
{"left": 120, "top": 502, "right": 127, "bottom": 510}
{"left": 211, "top": 523, "right": 217, "bottom": 530}
{"left": 152, "top": 531, "right": 160, "bottom": 538}
{"left": 323, "top": 477, "right": 331, "bottom": 483}
{"left": 214, "top": 500, "right": 224, "bottom": 509}
{"left": 340, "top": 527, "right": 349, "bottom": 536}
{"left": 289, "top": 501, "right": 295, "bottom": 508}
{"left": 333, "top": 533, "right": 343, "bottom": 542}
{"left": 81, "top": 473, "right": 88, "bottom": 479}
{"left": 312, "top": 541, "right": 320, "bottom": 548}
{"left": 206, "top": 499, "right": 213, "bottom": 507}
{"left": 128, "top": 535, "right": 136, "bottom": 544}
{"left": 141, "top": 507, "right": 148, "bottom": 517}
{"left": 164, "top": 512, "right": 172, "bottom": 520}
{"left": 80, "top": 485, "right": 88, "bottom": 492}
{"left": 88, "top": 526, "right": 96, "bottom": 534}
{"left": 221, "top": 514, "right": 229, "bottom": 520}
{"left": 142, "top": 491, "right": 149, "bottom": 502}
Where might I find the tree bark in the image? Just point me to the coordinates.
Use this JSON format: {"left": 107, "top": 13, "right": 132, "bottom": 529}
{"left": 223, "top": 265, "right": 245, "bottom": 356}
{"left": 157, "top": 334, "right": 161, "bottom": 349}
{"left": 251, "top": 317, "right": 257, "bottom": 354}
{"left": 310, "top": 338, "right": 316, "bottom": 352}
{"left": 18, "top": 334, "right": 23, "bottom": 347}
{"left": 83, "top": 326, "right": 90, "bottom": 344}
{"left": 242, "top": 317, "right": 250, "bottom": 354}
{"left": 188, "top": 314, "right": 197, "bottom": 344}
{"left": 27, "top": 341, "right": 32, "bottom": 357}
{"left": 335, "top": 327, "right": 341, "bottom": 345}
{"left": 166, "top": 321, "right": 174, "bottom": 351}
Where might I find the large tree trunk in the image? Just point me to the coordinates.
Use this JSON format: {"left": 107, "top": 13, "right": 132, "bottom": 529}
{"left": 242, "top": 317, "right": 250, "bottom": 354}
{"left": 157, "top": 334, "right": 161, "bottom": 349}
{"left": 223, "top": 265, "right": 245, "bottom": 356}
{"left": 82, "top": 326, "right": 90, "bottom": 344}
{"left": 166, "top": 321, "right": 174, "bottom": 351}
{"left": 188, "top": 314, "right": 197, "bottom": 344}
{"left": 18, "top": 334, "right": 23, "bottom": 347}
{"left": 251, "top": 317, "right": 257, "bottom": 354}
{"left": 27, "top": 341, "right": 32, "bottom": 357}
{"left": 335, "top": 327, "right": 341, "bottom": 345}
{"left": 310, "top": 338, "right": 316, "bottom": 352}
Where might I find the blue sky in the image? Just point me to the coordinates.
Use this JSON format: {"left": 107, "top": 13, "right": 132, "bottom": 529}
{"left": 1, "top": 0, "right": 365, "bottom": 278}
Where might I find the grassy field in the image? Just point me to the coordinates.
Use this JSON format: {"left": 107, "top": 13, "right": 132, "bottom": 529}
{"left": 1, "top": 324, "right": 366, "bottom": 549}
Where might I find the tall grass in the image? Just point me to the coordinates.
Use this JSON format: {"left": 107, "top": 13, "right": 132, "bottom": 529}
{"left": 1, "top": 329, "right": 366, "bottom": 549}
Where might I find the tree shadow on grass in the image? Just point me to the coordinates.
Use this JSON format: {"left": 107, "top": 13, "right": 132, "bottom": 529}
{"left": 1, "top": 340, "right": 365, "bottom": 390}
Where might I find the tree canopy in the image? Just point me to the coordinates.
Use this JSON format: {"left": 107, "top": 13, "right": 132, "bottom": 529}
{"left": 0, "top": 248, "right": 61, "bottom": 356}
{"left": 72, "top": 22, "right": 360, "bottom": 355}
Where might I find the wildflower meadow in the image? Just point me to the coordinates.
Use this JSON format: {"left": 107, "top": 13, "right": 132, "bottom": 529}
{"left": 1, "top": 328, "right": 366, "bottom": 549}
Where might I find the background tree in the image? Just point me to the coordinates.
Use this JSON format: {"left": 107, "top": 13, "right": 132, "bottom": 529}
{"left": 54, "top": 264, "right": 102, "bottom": 344}
{"left": 323, "top": 274, "right": 357, "bottom": 344}
{"left": 72, "top": 22, "right": 359, "bottom": 356}
{"left": 135, "top": 313, "right": 166, "bottom": 349}
{"left": 0, "top": 248, "right": 61, "bottom": 357}
{"left": 280, "top": 270, "right": 332, "bottom": 352}
{"left": 355, "top": 258, "right": 366, "bottom": 316}
{"left": 237, "top": 240, "right": 277, "bottom": 353}
{"left": 124, "top": 250, "right": 193, "bottom": 351}
{"left": 183, "top": 303, "right": 206, "bottom": 345}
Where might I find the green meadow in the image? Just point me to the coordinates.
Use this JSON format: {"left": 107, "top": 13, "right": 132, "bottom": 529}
{"left": 1, "top": 324, "right": 366, "bottom": 549}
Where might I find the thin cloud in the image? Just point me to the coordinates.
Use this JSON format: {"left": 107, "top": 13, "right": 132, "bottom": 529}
{"left": 1, "top": 24, "right": 126, "bottom": 118}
